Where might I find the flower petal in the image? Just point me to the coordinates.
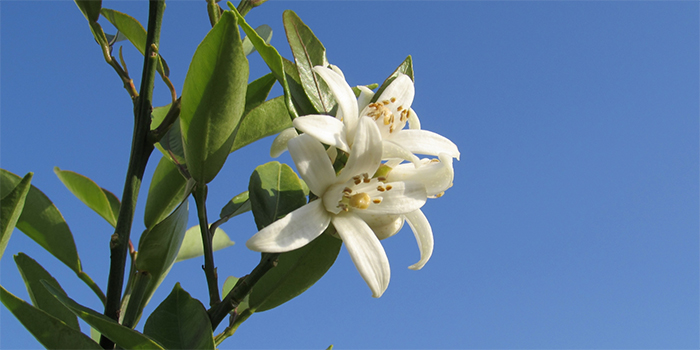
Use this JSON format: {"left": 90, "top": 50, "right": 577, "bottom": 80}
{"left": 338, "top": 117, "right": 383, "bottom": 183}
{"left": 293, "top": 115, "right": 350, "bottom": 152}
{"left": 382, "top": 140, "right": 422, "bottom": 165}
{"left": 390, "top": 129, "right": 460, "bottom": 160}
{"left": 356, "top": 212, "right": 405, "bottom": 240}
{"left": 332, "top": 212, "right": 391, "bottom": 298}
{"left": 404, "top": 209, "right": 434, "bottom": 270}
{"left": 246, "top": 200, "right": 331, "bottom": 252}
{"left": 269, "top": 127, "right": 298, "bottom": 158}
{"left": 288, "top": 134, "right": 336, "bottom": 195}
{"left": 363, "top": 180, "right": 427, "bottom": 215}
{"left": 407, "top": 108, "right": 421, "bottom": 130}
{"left": 376, "top": 74, "right": 414, "bottom": 111}
{"left": 386, "top": 153, "right": 455, "bottom": 197}
{"left": 313, "top": 66, "right": 359, "bottom": 136}
{"left": 357, "top": 85, "right": 375, "bottom": 112}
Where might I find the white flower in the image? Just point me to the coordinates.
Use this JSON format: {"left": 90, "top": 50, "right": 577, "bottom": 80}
{"left": 293, "top": 66, "right": 460, "bottom": 163}
{"left": 359, "top": 152, "right": 456, "bottom": 271}
{"left": 247, "top": 117, "right": 428, "bottom": 297}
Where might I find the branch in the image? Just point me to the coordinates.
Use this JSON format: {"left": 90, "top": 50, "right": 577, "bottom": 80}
{"left": 100, "top": 0, "right": 164, "bottom": 348}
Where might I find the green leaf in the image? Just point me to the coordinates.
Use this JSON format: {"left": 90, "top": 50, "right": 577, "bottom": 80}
{"left": 0, "top": 169, "right": 81, "bottom": 274}
{"left": 74, "top": 1, "right": 109, "bottom": 50}
{"left": 41, "top": 282, "right": 165, "bottom": 350}
{"left": 230, "top": 6, "right": 298, "bottom": 120}
{"left": 231, "top": 96, "right": 293, "bottom": 153}
{"left": 249, "top": 162, "right": 308, "bottom": 230}
{"left": 101, "top": 8, "right": 169, "bottom": 77}
{"left": 282, "top": 57, "right": 318, "bottom": 116}
{"left": 75, "top": 0, "right": 101, "bottom": 23}
{"left": 180, "top": 10, "right": 249, "bottom": 184}
{"left": 175, "top": 225, "right": 234, "bottom": 262}
{"left": 249, "top": 231, "right": 342, "bottom": 312}
{"left": 219, "top": 190, "right": 251, "bottom": 220}
{"left": 243, "top": 73, "right": 276, "bottom": 117}
{"left": 54, "top": 167, "right": 119, "bottom": 227}
{"left": 144, "top": 157, "right": 192, "bottom": 229}
{"left": 0, "top": 172, "right": 32, "bottom": 260}
{"left": 143, "top": 283, "right": 215, "bottom": 349}
{"left": 130, "top": 200, "right": 189, "bottom": 318}
{"left": 0, "top": 285, "right": 101, "bottom": 349}
{"left": 242, "top": 24, "right": 273, "bottom": 56}
{"left": 14, "top": 253, "right": 80, "bottom": 331}
{"left": 283, "top": 10, "right": 335, "bottom": 114}
{"left": 371, "top": 55, "right": 414, "bottom": 104}
{"left": 222, "top": 276, "right": 250, "bottom": 312}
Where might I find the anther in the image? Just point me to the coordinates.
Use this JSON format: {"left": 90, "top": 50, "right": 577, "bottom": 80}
{"left": 377, "top": 176, "right": 387, "bottom": 182}
{"left": 377, "top": 186, "right": 386, "bottom": 192}
{"left": 397, "top": 106, "right": 403, "bottom": 112}
{"left": 390, "top": 97, "right": 396, "bottom": 103}
{"left": 385, "top": 185, "right": 393, "bottom": 190}
{"left": 373, "top": 198, "right": 382, "bottom": 204}
{"left": 382, "top": 100, "right": 390, "bottom": 105}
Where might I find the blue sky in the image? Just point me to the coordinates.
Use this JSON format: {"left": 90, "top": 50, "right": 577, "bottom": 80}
{"left": 1, "top": 1, "right": 698, "bottom": 348}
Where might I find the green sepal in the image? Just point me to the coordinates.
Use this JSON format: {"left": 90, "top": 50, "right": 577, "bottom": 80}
{"left": 283, "top": 10, "right": 336, "bottom": 114}
{"left": 249, "top": 161, "right": 307, "bottom": 230}
{"left": 143, "top": 283, "right": 215, "bottom": 349}
{"left": 0, "top": 285, "right": 101, "bottom": 349}
{"left": 14, "top": 253, "right": 80, "bottom": 331}
{"left": 0, "top": 169, "right": 81, "bottom": 274}
{"left": 175, "top": 225, "right": 234, "bottom": 262}
{"left": 0, "top": 172, "right": 32, "bottom": 259}
{"left": 143, "top": 157, "right": 192, "bottom": 229}
{"left": 54, "top": 167, "right": 120, "bottom": 227}
{"left": 371, "top": 55, "right": 414, "bottom": 104}
{"left": 249, "top": 230, "right": 342, "bottom": 312}
{"left": 180, "top": 10, "right": 249, "bottom": 184}
{"left": 41, "top": 282, "right": 165, "bottom": 349}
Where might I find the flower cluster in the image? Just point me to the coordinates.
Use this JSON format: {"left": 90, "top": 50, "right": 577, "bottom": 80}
{"left": 247, "top": 66, "right": 459, "bottom": 297}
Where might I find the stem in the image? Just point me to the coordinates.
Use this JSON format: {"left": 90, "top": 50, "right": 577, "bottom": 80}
{"left": 193, "top": 184, "right": 221, "bottom": 308}
{"left": 206, "top": 0, "right": 221, "bottom": 27}
{"left": 214, "top": 308, "right": 253, "bottom": 345}
{"left": 100, "top": 1, "right": 164, "bottom": 348}
{"left": 208, "top": 253, "right": 280, "bottom": 329}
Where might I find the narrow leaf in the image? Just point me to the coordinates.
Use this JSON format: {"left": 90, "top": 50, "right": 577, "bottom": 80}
{"left": 124, "top": 200, "right": 189, "bottom": 326}
{"left": 180, "top": 10, "right": 248, "bottom": 184}
{"left": 54, "top": 167, "right": 119, "bottom": 227}
{"left": 249, "top": 231, "right": 342, "bottom": 312}
{"left": 283, "top": 10, "right": 335, "bottom": 114}
{"left": 14, "top": 253, "right": 80, "bottom": 331}
{"left": 0, "top": 285, "right": 101, "bottom": 349}
{"left": 230, "top": 6, "right": 298, "bottom": 119}
{"left": 283, "top": 57, "right": 318, "bottom": 116}
{"left": 371, "top": 56, "right": 414, "bottom": 103}
{"left": 249, "top": 162, "right": 308, "bottom": 230}
{"left": 0, "top": 172, "right": 32, "bottom": 259}
{"left": 0, "top": 169, "right": 81, "bottom": 273}
{"left": 41, "top": 282, "right": 165, "bottom": 350}
{"left": 175, "top": 226, "right": 234, "bottom": 262}
{"left": 144, "top": 157, "right": 191, "bottom": 229}
{"left": 242, "top": 24, "right": 273, "bottom": 56}
{"left": 143, "top": 283, "right": 215, "bottom": 349}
